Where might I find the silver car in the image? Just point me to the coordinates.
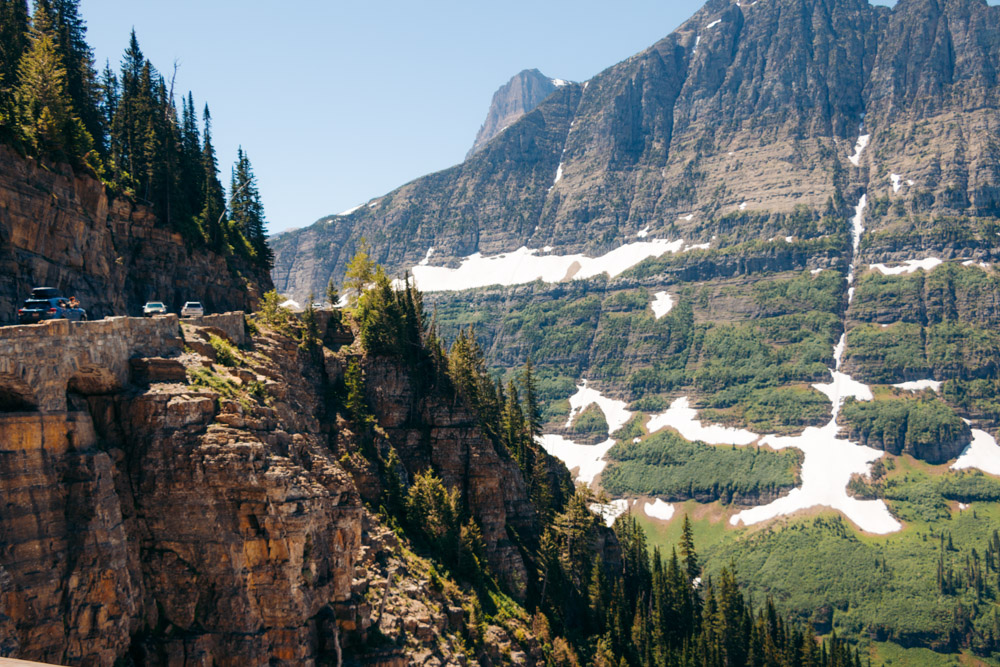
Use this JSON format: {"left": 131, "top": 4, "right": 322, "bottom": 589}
{"left": 181, "top": 301, "right": 205, "bottom": 318}
{"left": 143, "top": 301, "right": 168, "bottom": 316}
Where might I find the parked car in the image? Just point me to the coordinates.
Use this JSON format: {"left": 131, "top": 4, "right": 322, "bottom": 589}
{"left": 143, "top": 301, "right": 168, "bottom": 316}
{"left": 181, "top": 301, "right": 205, "bottom": 318}
{"left": 17, "top": 297, "right": 87, "bottom": 324}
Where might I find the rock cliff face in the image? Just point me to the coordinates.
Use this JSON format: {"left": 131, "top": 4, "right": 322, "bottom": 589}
{"left": 0, "top": 146, "right": 271, "bottom": 323}
{"left": 467, "top": 69, "right": 563, "bottom": 159}
{"left": 271, "top": 0, "right": 1000, "bottom": 302}
{"left": 0, "top": 312, "right": 560, "bottom": 664}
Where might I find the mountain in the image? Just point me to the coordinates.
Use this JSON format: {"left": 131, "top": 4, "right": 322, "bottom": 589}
{"left": 466, "top": 68, "right": 568, "bottom": 158}
{"left": 271, "top": 0, "right": 1000, "bottom": 301}
{"left": 268, "top": 0, "right": 1000, "bottom": 658}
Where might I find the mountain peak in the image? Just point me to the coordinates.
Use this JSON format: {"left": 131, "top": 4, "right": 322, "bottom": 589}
{"left": 466, "top": 68, "right": 569, "bottom": 158}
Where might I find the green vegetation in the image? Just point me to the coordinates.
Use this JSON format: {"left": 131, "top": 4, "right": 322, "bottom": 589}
{"left": 572, "top": 403, "right": 608, "bottom": 435}
{"left": 841, "top": 394, "right": 971, "bottom": 463}
{"left": 847, "top": 320, "right": 1000, "bottom": 384}
{"left": 208, "top": 333, "right": 239, "bottom": 367}
{"left": 602, "top": 430, "right": 800, "bottom": 503}
{"left": 0, "top": 1, "right": 271, "bottom": 268}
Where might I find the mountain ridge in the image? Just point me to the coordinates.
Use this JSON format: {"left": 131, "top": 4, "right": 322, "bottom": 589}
{"left": 272, "top": 0, "right": 1000, "bottom": 302}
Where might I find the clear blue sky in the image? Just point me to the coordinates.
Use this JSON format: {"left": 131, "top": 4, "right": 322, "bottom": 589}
{"left": 79, "top": 0, "right": 925, "bottom": 235}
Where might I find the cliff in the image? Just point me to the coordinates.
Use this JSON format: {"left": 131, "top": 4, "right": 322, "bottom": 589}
{"left": 0, "top": 310, "right": 567, "bottom": 664}
{"left": 467, "top": 69, "right": 563, "bottom": 159}
{"left": 0, "top": 146, "right": 272, "bottom": 322}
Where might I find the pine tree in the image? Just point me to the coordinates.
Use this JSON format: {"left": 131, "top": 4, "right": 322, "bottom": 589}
{"left": 38, "top": 0, "right": 102, "bottom": 154}
{"left": 521, "top": 356, "right": 543, "bottom": 439}
{"left": 326, "top": 277, "right": 339, "bottom": 307}
{"left": 14, "top": 2, "right": 91, "bottom": 164}
{"left": 343, "top": 238, "right": 375, "bottom": 302}
{"left": 229, "top": 147, "right": 272, "bottom": 267}
{"left": 199, "top": 104, "right": 227, "bottom": 250}
{"left": 0, "top": 0, "right": 30, "bottom": 136}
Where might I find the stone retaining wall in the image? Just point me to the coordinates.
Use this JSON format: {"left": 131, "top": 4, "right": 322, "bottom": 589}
{"left": 0, "top": 315, "right": 183, "bottom": 411}
{"left": 179, "top": 311, "right": 247, "bottom": 346}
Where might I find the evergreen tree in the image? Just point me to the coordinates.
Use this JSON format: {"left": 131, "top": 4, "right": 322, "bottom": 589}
{"left": 229, "top": 147, "right": 272, "bottom": 267}
{"left": 326, "top": 277, "right": 339, "bottom": 307}
{"left": 343, "top": 237, "right": 375, "bottom": 302}
{"left": 37, "top": 0, "right": 103, "bottom": 154}
{"left": 521, "top": 357, "right": 543, "bottom": 439}
{"left": 14, "top": 2, "right": 91, "bottom": 164}
{"left": 0, "top": 0, "right": 29, "bottom": 136}
{"left": 199, "top": 104, "right": 227, "bottom": 250}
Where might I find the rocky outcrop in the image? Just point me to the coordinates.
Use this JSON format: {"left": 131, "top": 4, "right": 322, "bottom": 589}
{"left": 0, "top": 146, "right": 271, "bottom": 323}
{"left": 359, "top": 356, "right": 541, "bottom": 599}
{"left": 467, "top": 69, "right": 562, "bottom": 158}
{"left": 272, "top": 0, "right": 1000, "bottom": 302}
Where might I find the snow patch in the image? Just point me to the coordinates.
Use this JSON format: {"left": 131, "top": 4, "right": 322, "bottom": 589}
{"left": 590, "top": 499, "right": 631, "bottom": 527}
{"left": 411, "top": 240, "right": 692, "bottom": 292}
{"left": 551, "top": 78, "right": 570, "bottom": 87}
{"left": 539, "top": 435, "right": 615, "bottom": 486}
{"left": 681, "top": 213, "right": 695, "bottom": 221}
{"left": 338, "top": 204, "right": 363, "bottom": 216}
{"left": 707, "top": 19, "right": 722, "bottom": 28}
{"left": 644, "top": 498, "right": 676, "bottom": 521}
{"left": 542, "top": 245, "right": 553, "bottom": 253}
{"left": 693, "top": 35, "right": 702, "bottom": 53}
{"left": 811, "top": 268, "right": 824, "bottom": 275}
{"left": 890, "top": 174, "right": 902, "bottom": 193}
{"left": 565, "top": 380, "right": 633, "bottom": 436}
{"left": 893, "top": 379, "right": 942, "bottom": 393}
{"left": 637, "top": 226, "right": 650, "bottom": 238}
{"left": 651, "top": 291, "right": 675, "bottom": 319}
{"left": 279, "top": 299, "right": 301, "bottom": 311}
{"left": 952, "top": 430, "right": 1000, "bottom": 476}
{"left": 851, "top": 194, "right": 867, "bottom": 256}
{"left": 739, "top": 202, "right": 748, "bottom": 211}
{"left": 731, "top": 327, "right": 901, "bottom": 535}
{"left": 554, "top": 162, "right": 564, "bottom": 184}
{"left": 646, "top": 397, "right": 758, "bottom": 446}
{"left": 870, "top": 257, "right": 943, "bottom": 276}
{"left": 418, "top": 247, "right": 434, "bottom": 266}
{"left": 848, "top": 134, "right": 870, "bottom": 166}
{"left": 962, "top": 259, "right": 991, "bottom": 270}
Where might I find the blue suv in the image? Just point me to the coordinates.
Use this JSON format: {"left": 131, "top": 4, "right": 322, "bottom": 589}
{"left": 17, "top": 288, "right": 87, "bottom": 325}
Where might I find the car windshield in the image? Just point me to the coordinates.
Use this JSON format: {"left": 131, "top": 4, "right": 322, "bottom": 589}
{"left": 146, "top": 302, "right": 164, "bottom": 308}
{"left": 22, "top": 300, "right": 53, "bottom": 309}
{"left": 31, "top": 288, "right": 61, "bottom": 299}
{"left": 185, "top": 303, "right": 203, "bottom": 308}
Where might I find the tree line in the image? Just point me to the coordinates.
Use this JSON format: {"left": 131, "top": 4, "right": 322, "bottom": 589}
{"left": 0, "top": 0, "right": 271, "bottom": 268}
{"left": 314, "top": 253, "right": 874, "bottom": 665}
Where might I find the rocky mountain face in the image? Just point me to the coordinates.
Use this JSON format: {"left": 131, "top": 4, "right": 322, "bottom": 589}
{"left": 467, "top": 69, "right": 563, "bottom": 159}
{"left": 0, "top": 146, "right": 271, "bottom": 322}
{"left": 271, "top": 0, "right": 1000, "bottom": 301}
{"left": 0, "top": 311, "right": 559, "bottom": 664}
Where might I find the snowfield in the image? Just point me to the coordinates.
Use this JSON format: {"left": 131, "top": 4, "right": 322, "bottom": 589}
{"left": 411, "top": 240, "right": 704, "bottom": 292}
{"left": 870, "top": 257, "right": 943, "bottom": 275}
{"left": 848, "top": 134, "right": 870, "bottom": 166}
{"left": 893, "top": 379, "right": 942, "bottom": 392}
{"left": 952, "top": 429, "right": 1000, "bottom": 476}
{"left": 646, "top": 397, "right": 758, "bottom": 446}
{"left": 643, "top": 498, "right": 676, "bottom": 521}
{"left": 538, "top": 434, "right": 616, "bottom": 486}
{"left": 651, "top": 291, "right": 675, "bottom": 319}
{"left": 590, "top": 499, "right": 631, "bottom": 527}
{"left": 565, "top": 380, "right": 632, "bottom": 436}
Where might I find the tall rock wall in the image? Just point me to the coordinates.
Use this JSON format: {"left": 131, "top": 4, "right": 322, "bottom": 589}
{"left": 0, "top": 146, "right": 272, "bottom": 323}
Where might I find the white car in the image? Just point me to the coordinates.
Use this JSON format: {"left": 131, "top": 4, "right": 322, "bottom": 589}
{"left": 143, "top": 301, "right": 167, "bottom": 316}
{"left": 181, "top": 301, "right": 205, "bottom": 318}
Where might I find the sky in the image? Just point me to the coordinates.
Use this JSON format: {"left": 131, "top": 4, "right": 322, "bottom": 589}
{"left": 79, "top": 0, "right": 929, "bottom": 235}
